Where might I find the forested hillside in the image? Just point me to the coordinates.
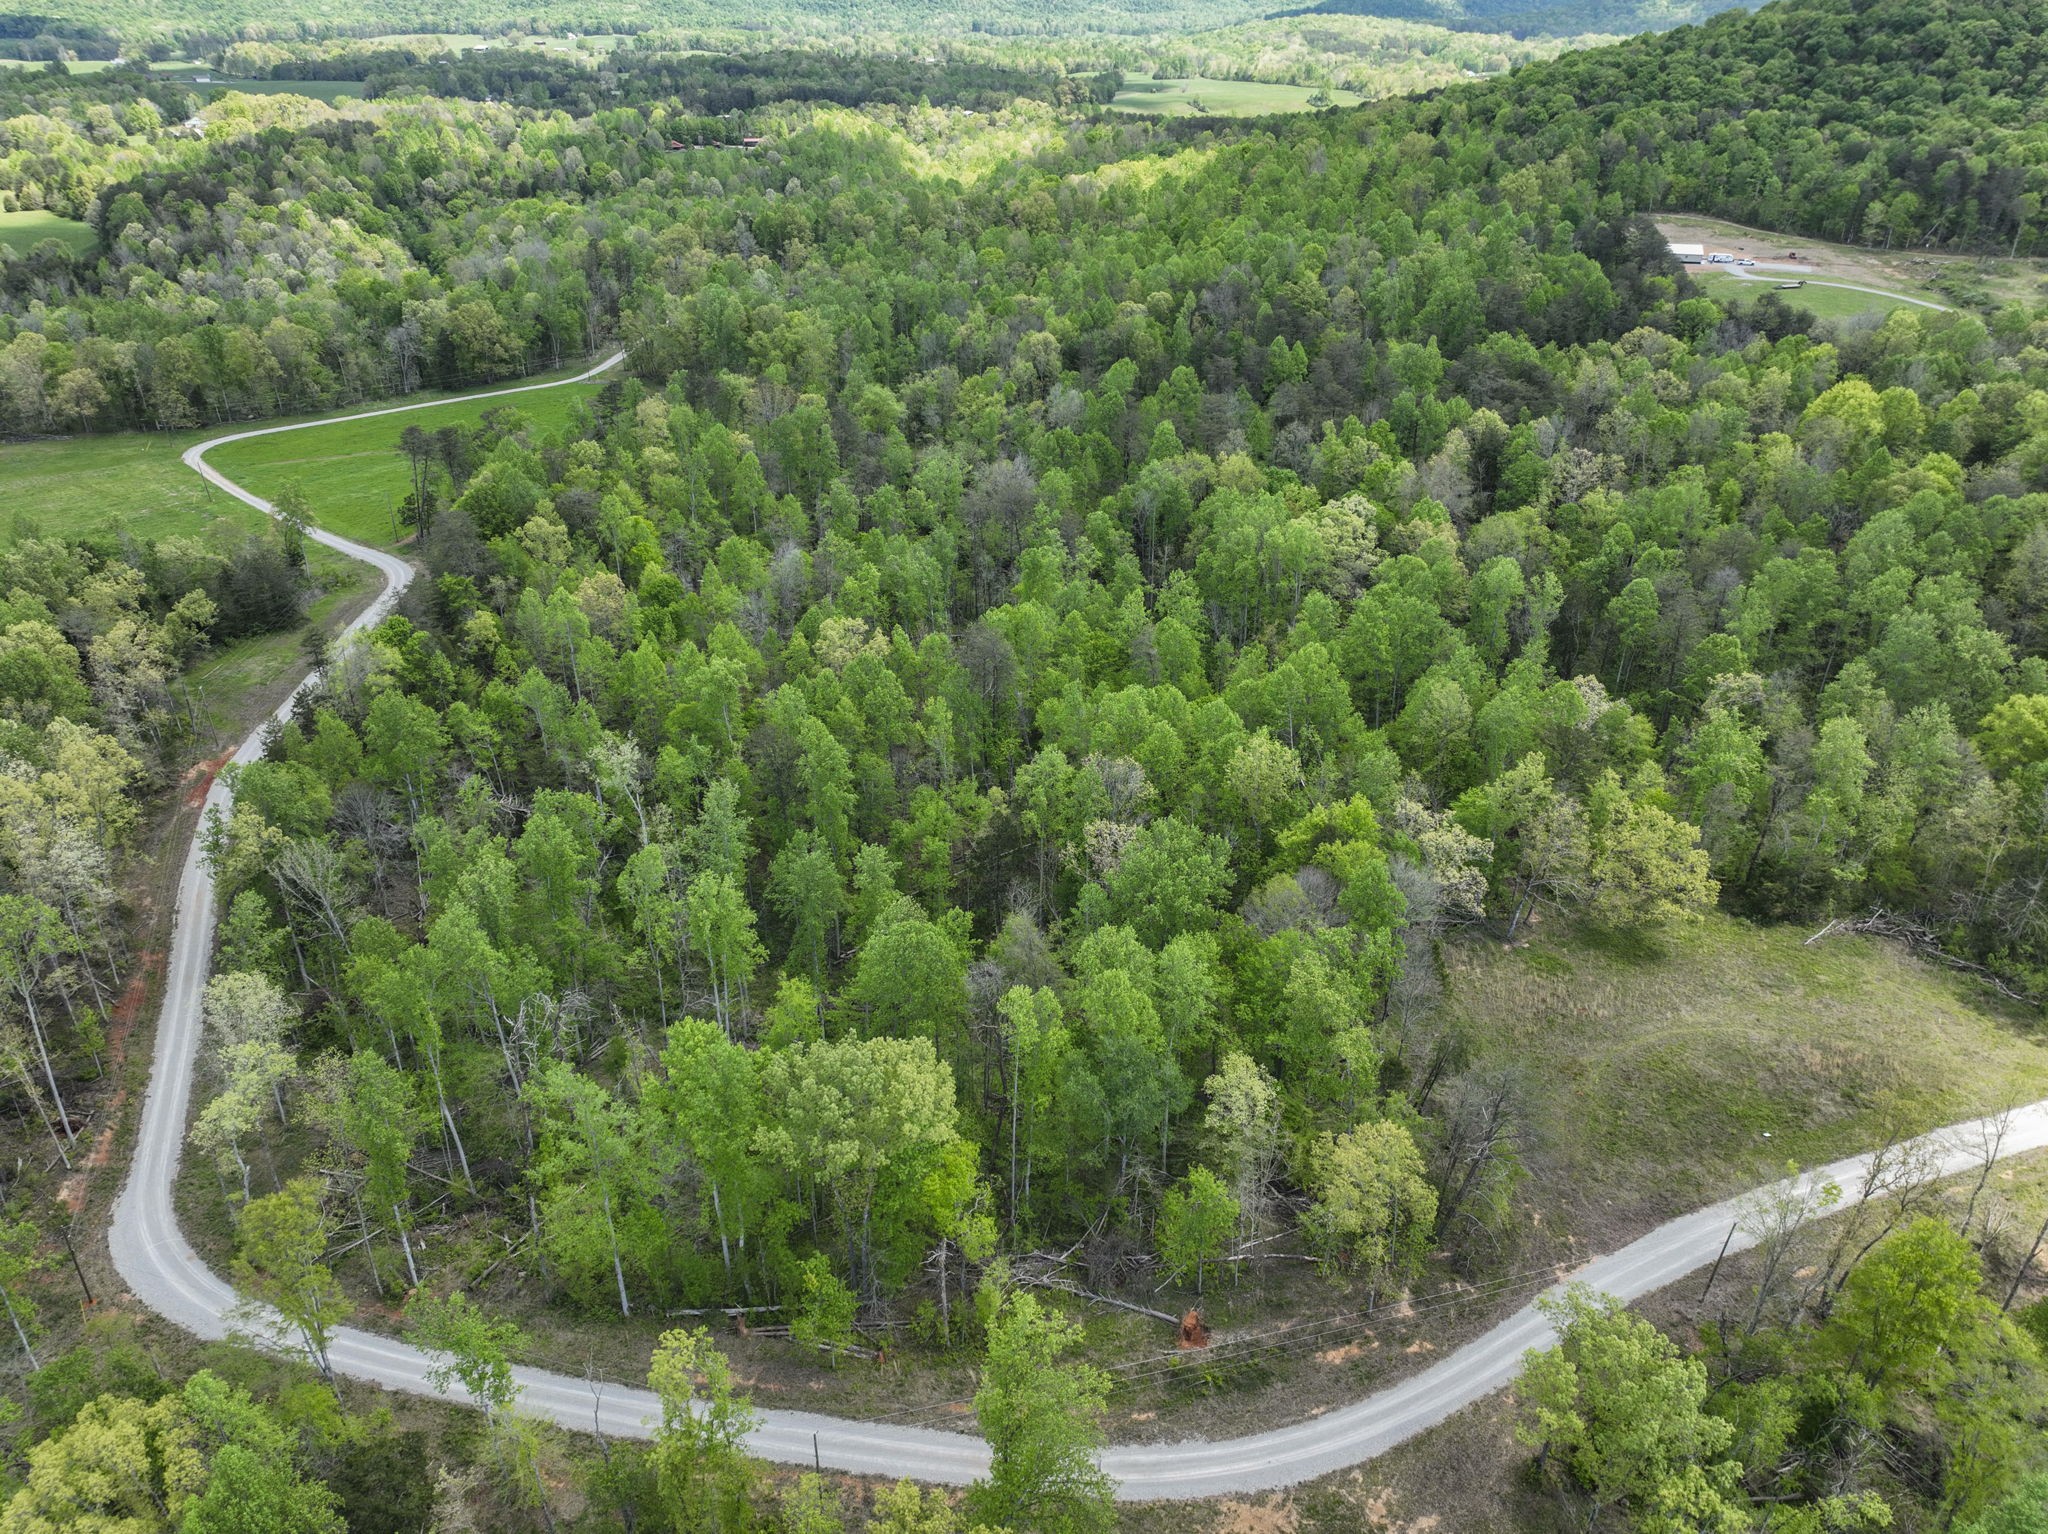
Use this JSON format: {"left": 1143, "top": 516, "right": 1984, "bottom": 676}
{"left": 1444, "top": 0, "right": 2048, "bottom": 254}
{"left": 1287, "top": 0, "right": 1741, "bottom": 38}
{"left": 0, "top": 0, "right": 2046, "bottom": 1528}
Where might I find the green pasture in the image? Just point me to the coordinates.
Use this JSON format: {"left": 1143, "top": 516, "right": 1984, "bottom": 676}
{"left": 206, "top": 371, "right": 607, "bottom": 547}
{"left": 1448, "top": 913, "right": 2048, "bottom": 1226}
{"left": 4, "top": 359, "right": 609, "bottom": 552}
{"left": 0, "top": 210, "right": 96, "bottom": 258}
{"left": 1110, "top": 72, "right": 1360, "bottom": 116}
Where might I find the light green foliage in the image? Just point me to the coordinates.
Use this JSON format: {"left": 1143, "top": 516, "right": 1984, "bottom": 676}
{"left": 788, "top": 1253, "right": 859, "bottom": 1361}
{"left": 1, "top": 1371, "right": 340, "bottom": 1534}
{"left": 1516, "top": 1288, "right": 1747, "bottom": 1534}
{"left": 648, "top": 1328, "right": 756, "bottom": 1534}
{"left": 231, "top": 1179, "right": 351, "bottom": 1382}
{"left": 1156, "top": 1167, "right": 1238, "bottom": 1294}
{"left": 969, "top": 1290, "right": 1114, "bottom": 1534}
{"left": 754, "top": 1035, "right": 976, "bottom": 1301}
{"left": 779, "top": 1474, "right": 846, "bottom": 1534}
{"left": 406, "top": 1291, "right": 527, "bottom": 1419}
{"left": 1301, "top": 1119, "right": 1437, "bottom": 1284}
{"left": 1957, "top": 1476, "right": 2048, "bottom": 1534}
{"left": 1821, "top": 1218, "right": 1986, "bottom": 1400}
{"left": 1584, "top": 772, "right": 1718, "bottom": 930}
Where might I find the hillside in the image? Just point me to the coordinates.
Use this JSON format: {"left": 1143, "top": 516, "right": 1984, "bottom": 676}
{"left": 1, "top": 0, "right": 2047, "bottom": 1530}
{"left": 1423, "top": 0, "right": 2048, "bottom": 254}
{"left": 1285, "top": 0, "right": 1745, "bottom": 40}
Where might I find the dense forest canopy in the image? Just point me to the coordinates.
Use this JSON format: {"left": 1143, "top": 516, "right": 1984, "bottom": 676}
{"left": 0, "top": 0, "right": 2045, "bottom": 1529}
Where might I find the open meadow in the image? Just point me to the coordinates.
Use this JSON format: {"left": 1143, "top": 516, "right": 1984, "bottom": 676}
{"left": 5, "top": 357, "right": 609, "bottom": 549}
{"left": 1110, "top": 72, "right": 1362, "bottom": 115}
{"left": 0, "top": 208, "right": 96, "bottom": 257}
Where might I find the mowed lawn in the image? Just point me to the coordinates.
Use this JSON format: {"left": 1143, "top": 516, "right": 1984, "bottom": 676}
{"left": 1111, "top": 73, "right": 1361, "bottom": 116}
{"left": 206, "top": 371, "right": 606, "bottom": 547}
{"left": 1446, "top": 913, "right": 2048, "bottom": 1233}
{"left": 0, "top": 209, "right": 97, "bottom": 258}
{"left": 1689, "top": 269, "right": 1920, "bottom": 323}
{"left": 5, "top": 428, "right": 235, "bottom": 544}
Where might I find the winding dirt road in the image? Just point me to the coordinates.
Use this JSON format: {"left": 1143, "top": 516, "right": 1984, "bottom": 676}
{"left": 109, "top": 355, "right": 2048, "bottom": 1499}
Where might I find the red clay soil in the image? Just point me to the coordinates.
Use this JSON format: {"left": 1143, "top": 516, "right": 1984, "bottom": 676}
{"left": 55, "top": 949, "right": 162, "bottom": 1211}
{"left": 182, "top": 752, "right": 233, "bottom": 809}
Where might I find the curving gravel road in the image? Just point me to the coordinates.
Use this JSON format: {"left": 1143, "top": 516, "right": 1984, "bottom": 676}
{"left": 109, "top": 355, "right": 2048, "bottom": 1500}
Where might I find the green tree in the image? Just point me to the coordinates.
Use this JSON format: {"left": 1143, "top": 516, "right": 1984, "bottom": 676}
{"left": 968, "top": 1289, "right": 1113, "bottom": 1534}
{"left": 686, "top": 871, "right": 764, "bottom": 1038}
{"left": 1516, "top": 1287, "right": 1747, "bottom": 1534}
{"left": 1584, "top": 772, "right": 1717, "bottom": 929}
{"left": 407, "top": 1291, "right": 526, "bottom": 1420}
{"left": 1156, "top": 1168, "right": 1238, "bottom": 1295}
{"left": 232, "top": 1178, "right": 351, "bottom": 1389}
{"left": 648, "top": 1328, "right": 756, "bottom": 1534}
{"left": 788, "top": 1253, "right": 859, "bottom": 1363}
{"left": 1301, "top": 1120, "right": 1437, "bottom": 1290}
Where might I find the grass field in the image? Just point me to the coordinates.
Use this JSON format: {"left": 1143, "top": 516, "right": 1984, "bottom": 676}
{"left": 206, "top": 370, "right": 607, "bottom": 547}
{"left": 5, "top": 429, "right": 236, "bottom": 545}
{"left": 1446, "top": 914, "right": 2048, "bottom": 1241}
{"left": 4, "top": 358, "right": 610, "bottom": 550}
{"left": 0, "top": 209, "right": 96, "bottom": 258}
{"left": 1110, "top": 72, "right": 1361, "bottom": 116}
{"left": 1689, "top": 269, "right": 1918, "bottom": 323}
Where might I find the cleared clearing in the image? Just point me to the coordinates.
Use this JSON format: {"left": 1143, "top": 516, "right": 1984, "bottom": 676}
{"left": 1446, "top": 913, "right": 2048, "bottom": 1243}
{"left": 1111, "top": 72, "right": 1361, "bottom": 116}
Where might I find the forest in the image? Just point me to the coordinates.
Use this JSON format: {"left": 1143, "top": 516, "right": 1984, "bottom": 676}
{"left": 1, "top": 0, "right": 2047, "bottom": 1529}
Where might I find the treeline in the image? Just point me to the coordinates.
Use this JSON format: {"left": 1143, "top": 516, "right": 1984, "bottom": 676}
{"left": 2, "top": 0, "right": 1270, "bottom": 51}
{"left": 0, "top": 516, "right": 304, "bottom": 1184}
{"left": 1289, "top": 0, "right": 1741, "bottom": 37}
{"left": 357, "top": 47, "right": 1118, "bottom": 114}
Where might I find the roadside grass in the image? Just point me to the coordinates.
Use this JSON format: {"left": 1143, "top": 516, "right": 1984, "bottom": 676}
{"left": 0, "top": 209, "right": 97, "bottom": 258}
{"left": 181, "top": 542, "right": 364, "bottom": 750}
{"left": 1689, "top": 268, "right": 1915, "bottom": 323}
{"left": 204, "top": 365, "right": 608, "bottom": 548}
{"left": 1111, "top": 73, "right": 1360, "bottom": 116}
{"left": 1446, "top": 913, "right": 2048, "bottom": 1237}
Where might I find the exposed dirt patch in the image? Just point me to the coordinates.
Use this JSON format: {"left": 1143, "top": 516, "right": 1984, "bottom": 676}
{"left": 181, "top": 752, "right": 233, "bottom": 808}
{"left": 1212, "top": 1496, "right": 1299, "bottom": 1534}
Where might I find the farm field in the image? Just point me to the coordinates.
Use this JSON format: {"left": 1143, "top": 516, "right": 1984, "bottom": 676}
{"left": 0, "top": 208, "right": 96, "bottom": 257}
{"left": 1110, "top": 71, "right": 1362, "bottom": 115}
